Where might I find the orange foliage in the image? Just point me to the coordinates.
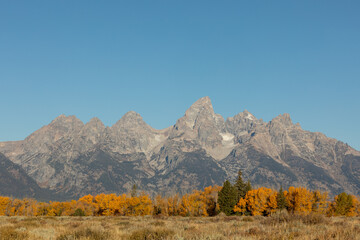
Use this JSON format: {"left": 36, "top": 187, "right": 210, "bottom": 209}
{"left": 178, "top": 186, "right": 221, "bottom": 217}
{"left": 285, "top": 187, "right": 313, "bottom": 215}
{"left": 234, "top": 187, "right": 277, "bottom": 216}
{"left": 0, "top": 196, "right": 11, "bottom": 216}
{"left": 234, "top": 198, "right": 246, "bottom": 214}
{"left": 167, "top": 194, "right": 180, "bottom": 216}
{"left": 0, "top": 185, "right": 354, "bottom": 217}
{"left": 312, "top": 190, "right": 329, "bottom": 214}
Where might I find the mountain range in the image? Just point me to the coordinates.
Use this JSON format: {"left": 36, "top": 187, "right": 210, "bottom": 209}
{"left": 0, "top": 97, "right": 359, "bottom": 200}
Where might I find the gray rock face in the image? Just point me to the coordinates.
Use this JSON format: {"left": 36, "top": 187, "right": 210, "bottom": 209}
{"left": 0, "top": 153, "right": 55, "bottom": 200}
{"left": 0, "top": 97, "right": 359, "bottom": 200}
{"left": 169, "top": 97, "right": 225, "bottom": 147}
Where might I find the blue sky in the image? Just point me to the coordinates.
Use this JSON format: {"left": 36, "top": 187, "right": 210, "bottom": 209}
{"left": 0, "top": 1, "right": 359, "bottom": 150}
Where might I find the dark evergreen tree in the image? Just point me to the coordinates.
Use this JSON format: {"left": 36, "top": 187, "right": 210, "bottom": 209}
{"left": 234, "top": 170, "right": 247, "bottom": 202}
{"left": 276, "top": 186, "right": 287, "bottom": 210}
{"left": 218, "top": 180, "right": 237, "bottom": 215}
{"left": 245, "top": 180, "right": 252, "bottom": 193}
{"left": 131, "top": 184, "right": 138, "bottom": 197}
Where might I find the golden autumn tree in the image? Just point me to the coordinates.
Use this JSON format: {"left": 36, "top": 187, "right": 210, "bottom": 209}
{"left": 328, "top": 192, "right": 360, "bottom": 217}
{"left": 77, "top": 194, "right": 97, "bottom": 216}
{"left": 179, "top": 190, "right": 208, "bottom": 217}
{"left": 134, "top": 195, "right": 153, "bottom": 216}
{"left": 348, "top": 195, "right": 360, "bottom": 217}
{"left": 153, "top": 194, "right": 168, "bottom": 216}
{"left": 94, "top": 193, "right": 118, "bottom": 216}
{"left": 0, "top": 196, "right": 11, "bottom": 216}
{"left": 167, "top": 194, "right": 180, "bottom": 216}
{"left": 235, "top": 187, "right": 277, "bottom": 216}
{"left": 36, "top": 202, "right": 50, "bottom": 216}
{"left": 9, "top": 199, "right": 27, "bottom": 216}
{"left": 179, "top": 194, "right": 191, "bottom": 217}
{"left": 285, "top": 187, "right": 313, "bottom": 215}
{"left": 233, "top": 198, "right": 247, "bottom": 215}
{"left": 312, "top": 190, "right": 328, "bottom": 214}
{"left": 47, "top": 201, "right": 65, "bottom": 216}
{"left": 108, "top": 194, "right": 127, "bottom": 216}
{"left": 202, "top": 185, "right": 222, "bottom": 216}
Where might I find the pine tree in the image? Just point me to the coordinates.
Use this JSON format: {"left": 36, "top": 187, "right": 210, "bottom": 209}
{"left": 218, "top": 180, "right": 237, "bottom": 215}
{"left": 234, "top": 170, "right": 247, "bottom": 202}
{"left": 276, "top": 186, "right": 287, "bottom": 210}
{"left": 131, "top": 184, "right": 138, "bottom": 197}
{"left": 245, "top": 180, "right": 252, "bottom": 193}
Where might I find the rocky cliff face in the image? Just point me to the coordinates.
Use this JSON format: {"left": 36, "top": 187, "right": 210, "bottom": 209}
{"left": 0, "top": 153, "right": 55, "bottom": 200}
{"left": 0, "top": 97, "right": 359, "bottom": 200}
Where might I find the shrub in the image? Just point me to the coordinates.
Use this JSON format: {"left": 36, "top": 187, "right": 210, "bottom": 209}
{"left": 300, "top": 213, "right": 329, "bottom": 225}
{"left": 261, "top": 211, "right": 329, "bottom": 226}
{"left": 72, "top": 208, "right": 85, "bottom": 217}
{"left": 242, "top": 216, "right": 254, "bottom": 222}
{"left": 57, "top": 227, "right": 110, "bottom": 240}
{"left": 247, "top": 227, "right": 264, "bottom": 236}
{"left": 151, "top": 221, "right": 165, "bottom": 226}
{"left": 0, "top": 226, "right": 28, "bottom": 240}
{"left": 129, "top": 228, "right": 174, "bottom": 240}
{"left": 261, "top": 211, "right": 291, "bottom": 225}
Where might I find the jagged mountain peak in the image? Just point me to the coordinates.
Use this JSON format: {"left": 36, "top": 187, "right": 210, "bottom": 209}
{"left": 1, "top": 98, "right": 360, "bottom": 199}
{"left": 229, "top": 110, "right": 257, "bottom": 121}
{"left": 23, "top": 114, "right": 84, "bottom": 145}
{"left": 270, "top": 113, "right": 293, "bottom": 127}
{"left": 179, "top": 96, "right": 224, "bottom": 130}
{"left": 242, "top": 110, "right": 256, "bottom": 121}
{"left": 88, "top": 117, "right": 102, "bottom": 123}
{"left": 225, "top": 110, "right": 262, "bottom": 138}
{"left": 111, "top": 111, "right": 148, "bottom": 130}
{"left": 86, "top": 117, "right": 105, "bottom": 127}
{"left": 184, "top": 96, "right": 215, "bottom": 121}
{"left": 51, "top": 114, "right": 83, "bottom": 124}
{"left": 169, "top": 97, "right": 225, "bottom": 150}
{"left": 122, "top": 111, "right": 142, "bottom": 119}
{"left": 189, "top": 96, "right": 213, "bottom": 108}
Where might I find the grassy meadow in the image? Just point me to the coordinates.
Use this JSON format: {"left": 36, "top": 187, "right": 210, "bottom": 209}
{"left": 0, "top": 212, "right": 359, "bottom": 240}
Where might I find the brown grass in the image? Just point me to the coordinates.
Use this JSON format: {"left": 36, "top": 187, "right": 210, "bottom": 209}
{"left": 0, "top": 215, "right": 359, "bottom": 239}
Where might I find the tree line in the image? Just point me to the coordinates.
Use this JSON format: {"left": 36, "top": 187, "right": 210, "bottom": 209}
{"left": 0, "top": 171, "right": 359, "bottom": 217}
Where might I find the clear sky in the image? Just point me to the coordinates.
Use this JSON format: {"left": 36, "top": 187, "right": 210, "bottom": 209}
{"left": 0, "top": 1, "right": 359, "bottom": 150}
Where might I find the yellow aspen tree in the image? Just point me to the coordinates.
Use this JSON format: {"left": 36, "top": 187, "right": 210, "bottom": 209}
{"left": 153, "top": 194, "right": 168, "bottom": 216}
{"left": 9, "top": 199, "right": 26, "bottom": 216}
{"left": 189, "top": 190, "right": 208, "bottom": 217}
{"left": 312, "top": 190, "right": 328, "bottom": 214}
{"left": 126, "top": 196, "right": 141, "bottom": 216}
{"left": 0, "top": 197, "right": 11, "bottom": 216}
{"left": 36, "top": 202, "right": 49, "bottom": 216}
{"left": 233, "top": 198, "right": 247, "bottom": 215}
{"left": 243, "top": 187, "right": 277, "bottom": 216}
{"left": 347, "top": 195, "right": 360, "bottom": 217}
{"left": 167, "top": 194, "right": 180, "bottom": 216}
{"left": 285, "top": 187, "right": 313, "bottom": 215}
{"left": 134, "top": 195, "right": 152, "bottom": 216}
{"left": 78, "top": 194, "right": 96, "bottom": 216}
{"left": 94, "top": 193, "right": 117, "bottom": 216}
{"left": 266, "top": 190, "right": 278, "bottom": 214}
{"left": 202, "top": 185, "right": 222, "bottom": 216}
{"left": 108, "top": 194, "right": 127, "bottom": 216}
{"left": 179, "top": 194, "right": 191, "bottom": 216}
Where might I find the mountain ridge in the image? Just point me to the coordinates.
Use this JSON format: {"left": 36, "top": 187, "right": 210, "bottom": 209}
{"left": 0, "top": 96, "right": 359, "bottom": 200}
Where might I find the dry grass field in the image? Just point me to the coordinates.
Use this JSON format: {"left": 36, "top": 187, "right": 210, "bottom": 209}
{"left": 0, "top": 212, "right": 359, "bottom": 240}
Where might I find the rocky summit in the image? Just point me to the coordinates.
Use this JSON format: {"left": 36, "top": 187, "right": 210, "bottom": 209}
{"left": 0, "top": 97, "right": 359, "bottom": 200}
